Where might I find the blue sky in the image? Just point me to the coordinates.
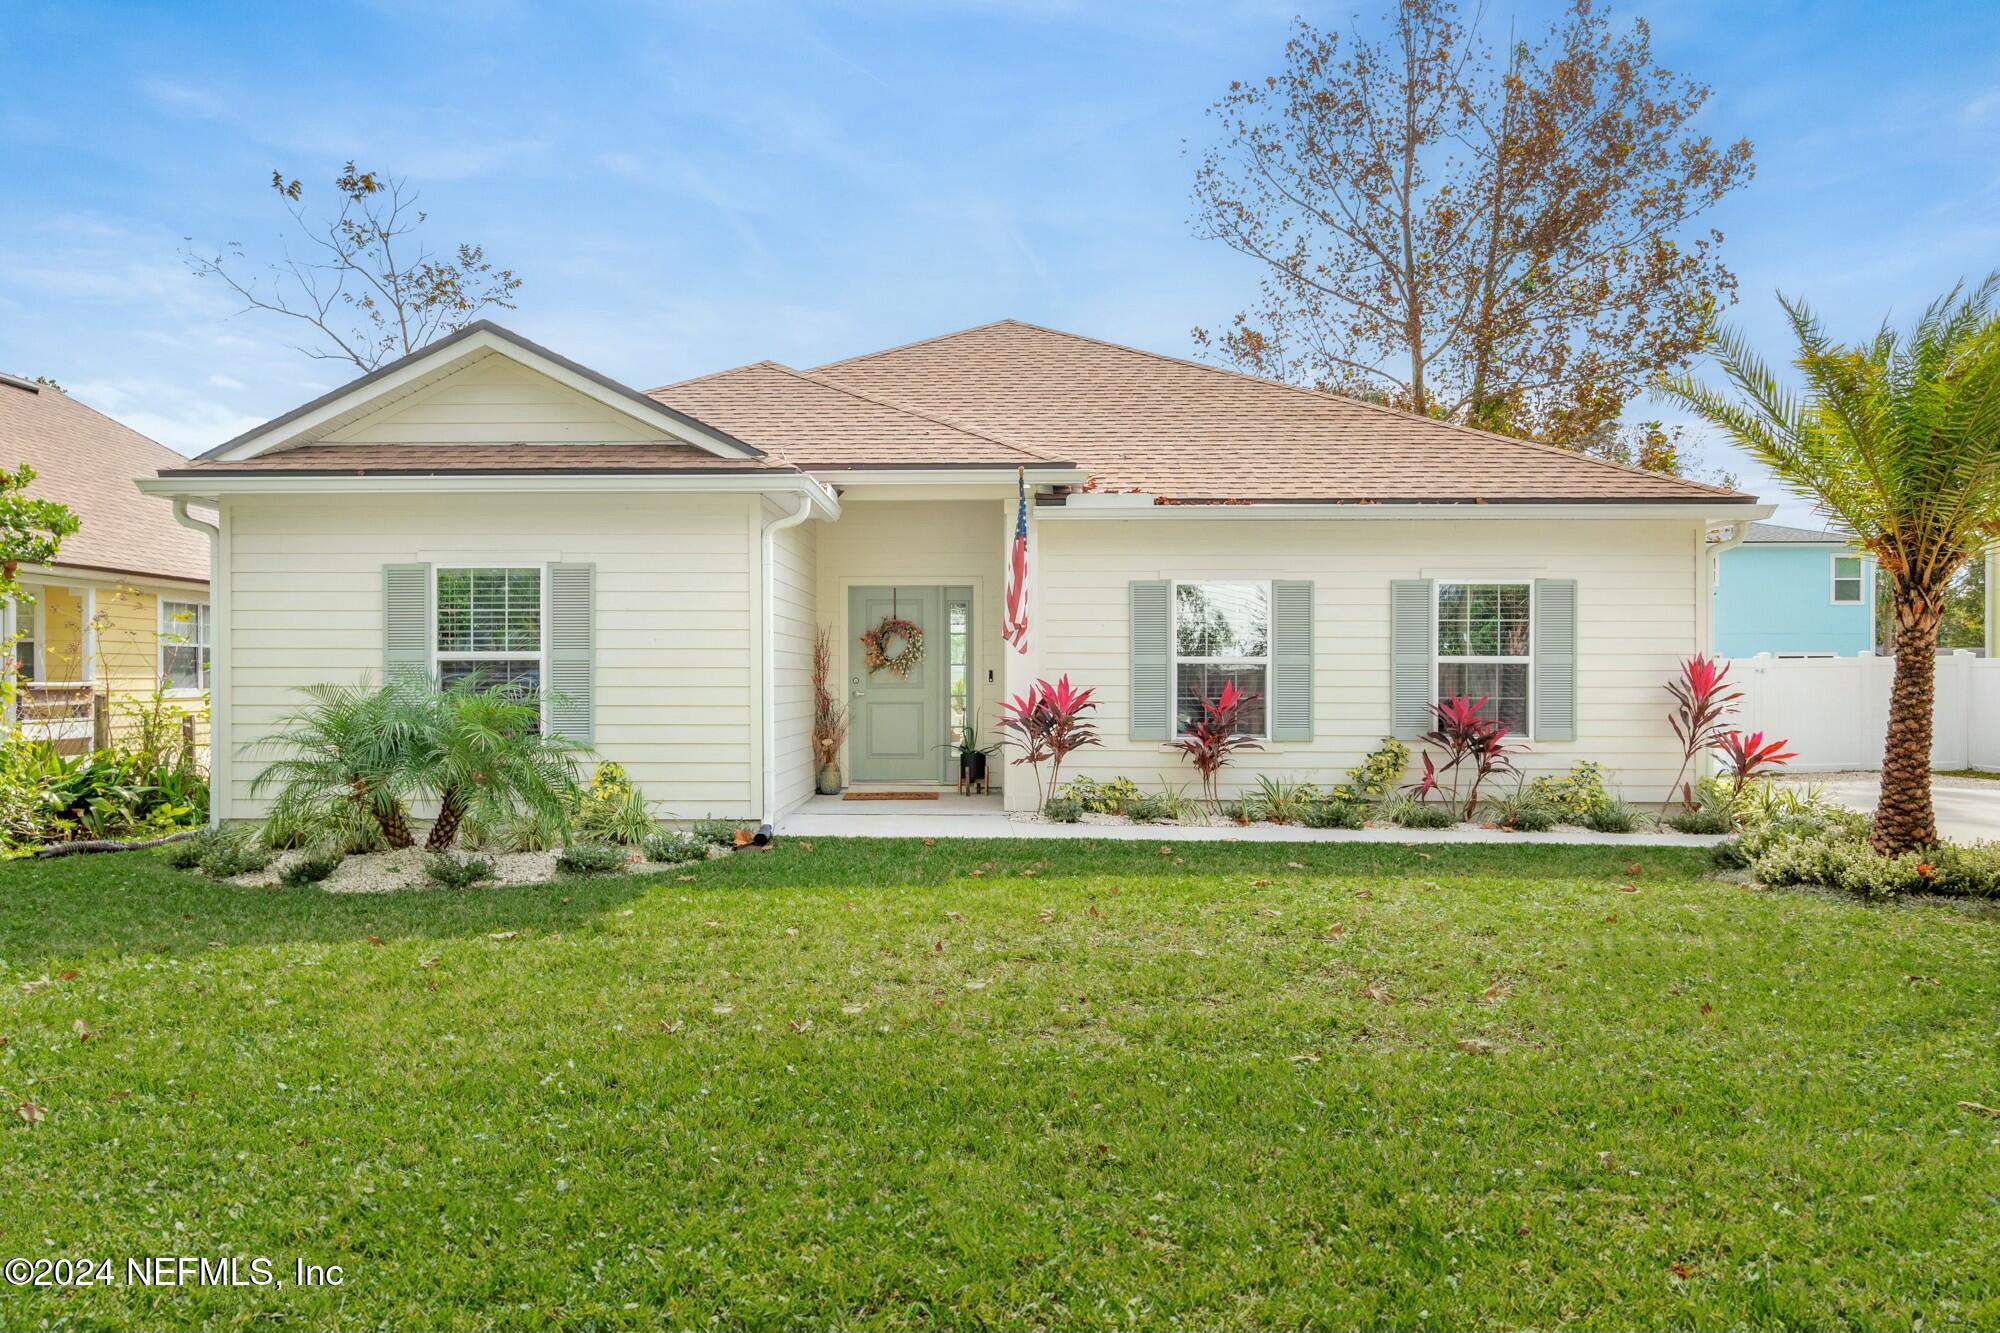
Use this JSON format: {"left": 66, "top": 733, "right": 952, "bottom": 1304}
{"left": 3, "top": 0, "right": 1996, "bottom": 523}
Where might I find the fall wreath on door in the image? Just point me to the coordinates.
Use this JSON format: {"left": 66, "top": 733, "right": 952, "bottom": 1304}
{"left": 860, "top": 615, "right": 925, "bottom": 677}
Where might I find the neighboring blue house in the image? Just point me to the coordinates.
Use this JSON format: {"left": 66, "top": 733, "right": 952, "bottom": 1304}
{"left": 1714, "top": 522, "right": 1875, "bottom": 658}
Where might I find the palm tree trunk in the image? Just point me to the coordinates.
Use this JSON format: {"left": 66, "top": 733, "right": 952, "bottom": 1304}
{"left": 426, "top": 787, "right": 467, "bottom": 852}
{"left": 1875, "top": 592, "right": 1941, "bottom": 854}
{"left": 376, "top": 799, "right": 415, "bottom": 850}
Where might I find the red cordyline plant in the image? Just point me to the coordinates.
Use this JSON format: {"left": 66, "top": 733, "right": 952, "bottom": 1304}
{"left": 1167, "top": 680, "right": 1262, "bottom": 811}
{"left": 995, "top": 674, "right": 1101, "bottom": 810}
{"left": 1407, "top": 695, "right": 1523, "bottom": 820}
{"left": 1664, "top": 654, "right": 1743, "bottom": 811}
{"left": 1715, "top": 730, "right": 1797, "bottom": 795}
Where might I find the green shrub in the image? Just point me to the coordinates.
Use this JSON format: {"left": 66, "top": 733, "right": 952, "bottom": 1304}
{"left": 1041, "top": 796, "right": 1083, "bottom": 824}
{"left": 1333, "top": 738, "right": 1409, "bottom": 804}
{"left": 1222, "top": 796, "right": 1261, "bottom": 824}
{"left": 1490, "top": 794, "right": 1558, "bottom": 832}
{"left": 261, "top": 797, "right": 385, "bottom": 855}
{"left": 198, "top": 831, "right": 272, "bottom": 879}
{"left": 692, "top": 817, "right": 741, "bottom": 848}
{"left": 1385, "top": 798, "right": 1457, "bottom": 830}
{"left": 159, "top": 828, "right": 218, "bottom": 870}
{"left": 1916, "top": 843, "right": 2000, "bottom": 898}
{"left": 1665, "top": 801, "right": 1734, "bottom": 835}
{"left": 1154, "top": 785, "right": 1203, "bottom": 823}
{"left": 0, "top": 737, "right": 208, "bottom": 850}
{"left": 643, "top": 829, "right": 705, "bottom": 864}
{"left": 1124, "top": 793, "right": 1171, "bottom": 824}
{"left": 1253, "top": 777, "right": 1319, "bottom": 825}
{"left": 1057, "top": 775, "right": 1141, "bottom": 815}
{"left": 575, "top": 763, "right": 655, "bottom": 845}
{"left": 279, "top": 848, "right": 344, "bottom": 887}
{"left": 424, "top": 850, "right": 497, "bottom": 888}
{"left": 1582, "top": 799, "right": 1643, "bottom": 834}
{"left": 556, "top": 842, "right": 632, "bottom": 875}
{"left": 1302, "top": 798, "right": 1366, "bottom": 829}
{"left": 1525, "top": 761, "right": 1612, "bottom": 820}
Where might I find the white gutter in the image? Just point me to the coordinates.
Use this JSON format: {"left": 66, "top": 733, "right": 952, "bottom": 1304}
{"left": 169, "top": 498, "right": 223, "bottom": 830}
{"left": 756, "top": 493, "right": 818, "bottom": 841}
{"left": 1041, "top": 498, "right": 1777, "bottom": 523}
{"left": 138, "top": 474, "right": 842, "bottom": 507}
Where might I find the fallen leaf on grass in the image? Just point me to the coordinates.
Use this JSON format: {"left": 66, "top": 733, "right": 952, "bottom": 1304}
{"left": 1455, "top": 1038, "right": 1497, "bottom": 1055}
{"left": 1325, "top": 924, "right": 1344, "bottom": 938}
{"left": 1597, "top": 1151, "right": 1616, "bottom": 1171}
{"left": 789, "top": 1018, "right": 814, "bottom": 1033}
{"left": 1019, "top": 869, "right": 1037, "bottom": 878}
{"left": 1258, "top": 908, "right": 1282, "bottom": 917}
{"left": 676, "top": 875, "right": 696, "bottom": 883}
{"left": 16, "top": 1101, "right": 46, "bottom": 1126}
{"left": 1957, "top": 1100, "right": 2000, "bottom": 1118}
{"left": 1035, "top": 909, "right": 1056, "bottom": 924}
{"left": 366, "top": 935, "right": 385, "bottom": 946}
{"left": 419, "top": 957, "right": 440, "bottom": 969}
{"left": 1251, "top": 879, "right": 1272, "bottom": 888}
{"left": 711, "top": 1004, "right": 734, "bottom": 1016}
{"left": 1158, "top": 845, "right": 1173, "bottom": 856}
{"left": 934, "top": 941, "right": 945, "bottom": 953}
{"left": 965, "top": 980, "right": 988, "bottom": 991}
{"left": 1625, "top": 863, "right": 1644, "bottom": 877}
{"left": 1603, "top": 914, "right": 1618, "bottom": 923}
{"left": 57, "top": 970, "right": 78, "bottom": 982}
{"left": 1906, "top": 974, "right": 1939, "bottom": 987}
{"left": 1353, "top": 889, "right": 1374, "bottom": 900}
{"left": 797, "top": 841, "right": 814, "bottom": 852}
{"left": 1286, "top": 861, "right": 1304, "bottom": 870}
{"left": 105, "top": 1090, "right": 130, "bottom": 1101}
{"left": 1619, "top": 884, "right": 1639, "bottom": 894}
{"left": 784, "top": 926, "right": 800, "bottom": 938}
{"left": 1668, "top": 1262, "right": 1693, "bottom": 1281}
{"left": 945, "top": 911, "right": 963, "bottom": 922}
{"left": 969, "top": 869, "right": 986, "bottom": 878}
{"left": 488, "top": 931, "right": 519, "bottom": 942}
{"left": 1289, "top": 1050, "right": 1322, "bottom": 1063}
{"left": 1361, "top": 981, "right": 1392, "bottom": 1005}
{"left": 659, "top": 1019, "right": 684, "bottom": 1034}
{"left": 207, "top": 941, "right": 225, "bottom": 949}
{"left": 1699, "top": 1002, "right": 1714, "bottom": 1015}
{"left": 841, "top": 1004, "right": 865, "bottom": 1015}
{"left": 1478, "top": 979, "right": 1513, "bottom": 1007}
{"left": 922, "top": 837, "right": 936, "bottom": 848}
{"left": 19, "top": 978, "right": 50, "bottom": 995}
{"left": 73, "top": 1020, "right": 96, "bottom": 1042}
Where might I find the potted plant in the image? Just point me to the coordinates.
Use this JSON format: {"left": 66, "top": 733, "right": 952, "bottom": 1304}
{"left": 938, "top": 720, "right": 1000, "bottom": 794}
{"left": 811, "top": 627, "right": 847, "bottom": 795}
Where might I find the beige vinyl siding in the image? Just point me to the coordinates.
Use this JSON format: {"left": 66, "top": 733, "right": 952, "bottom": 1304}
{"left": 1031, "top": 516, "right": 1703, "bottom": 803}
{"left": 322, "top": 354, "right": 674, "bottom": 445}
{"left": 220, "top": 492, "right": 756, "bottom": 819}
{"left": 767, "top": 497, "right": 819, "bottom": 815}
{"left": 814, "top": 499, "right": 1007, "bottom": 789}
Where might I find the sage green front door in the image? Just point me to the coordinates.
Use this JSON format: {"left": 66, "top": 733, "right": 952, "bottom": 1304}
{"left": 848, "top": 585, "right": 946, "bottom": 784}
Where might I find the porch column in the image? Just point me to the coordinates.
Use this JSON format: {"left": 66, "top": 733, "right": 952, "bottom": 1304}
{"left": 1000, "top": 494, "right": 1042, "bottom": 812}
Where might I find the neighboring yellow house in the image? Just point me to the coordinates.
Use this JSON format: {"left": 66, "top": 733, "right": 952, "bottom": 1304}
{"left": 0, "top": 371, "right": 210, "bottom": 752}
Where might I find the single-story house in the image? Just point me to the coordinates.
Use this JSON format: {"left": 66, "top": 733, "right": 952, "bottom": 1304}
{"left": 0, "top": 371, "right": 211, "bottom": 751}
{"left": 137, "top": 320, "right": 1769, "bottom": 823}
{"left": 1713, "top": 521, "right": 1875, "bottom": 658}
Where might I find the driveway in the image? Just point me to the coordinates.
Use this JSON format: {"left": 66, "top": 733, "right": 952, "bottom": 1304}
{"left": 1783, "top": 772, "right": 2000, "bottom": 842}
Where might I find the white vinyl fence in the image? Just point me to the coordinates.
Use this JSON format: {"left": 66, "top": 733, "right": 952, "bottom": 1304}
{"left": 1728, "top": 651, "right": 2000, "bottom": 772}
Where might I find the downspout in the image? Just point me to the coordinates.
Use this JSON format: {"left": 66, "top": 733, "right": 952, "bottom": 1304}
{"left": 170, "top": 498, "right": 222, "bottom": 829}
{"left": 756, "top": 492, "right": 816, "bottom": 844}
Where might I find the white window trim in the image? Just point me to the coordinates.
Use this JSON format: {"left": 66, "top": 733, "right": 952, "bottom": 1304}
{"left": 1830, "top": 553, "right": 1865, "bottom": 605}
{"left": 1170, "top": 578, "right": 1273, "bottom": 740}
{"left": 157, "top": 598, "right": 211, "bottom": 695}
{"left": 1433, "top": 579, "right": 1535, "bottom": 740}
{"left": 431, "top": 564, "right": 549, "bottom": 727}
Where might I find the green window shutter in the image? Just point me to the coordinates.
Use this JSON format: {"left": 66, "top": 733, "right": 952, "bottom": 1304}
{"left": 383, "top": 563, "right": 432, "bottom": 683}
{"left": 1390, "top": 579, "right": 1435, "bottom": 739}
{"left": 1129, "top": 580, "right": 1171, "bottom": 741}
{"left": 1532, "top": 578, "right": 1577, "bottom": 741}
{"left": 1270, "top": 579, "right": 1313, "bottom": 741}
{"left": 547, "top": 562, "right": 595, "bottom": 745}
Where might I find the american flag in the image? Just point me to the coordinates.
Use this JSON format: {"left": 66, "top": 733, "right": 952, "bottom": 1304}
{"left": 1003, "top": 468, "right": 1031, "bottom": 652}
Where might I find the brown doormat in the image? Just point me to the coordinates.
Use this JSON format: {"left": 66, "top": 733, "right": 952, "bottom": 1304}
{"left": 842, "top": 791, "right": 941, "bottom": 801}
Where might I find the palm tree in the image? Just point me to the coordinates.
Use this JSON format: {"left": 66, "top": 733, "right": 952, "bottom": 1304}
{"left": 246, "top": 680, "right": 421, "bottom": 848}
{"left": 397, "top": 676, "right": 585, "bottom": 851}
{"left": 1664, "top": 276, "right": 2000, "bottom": 853}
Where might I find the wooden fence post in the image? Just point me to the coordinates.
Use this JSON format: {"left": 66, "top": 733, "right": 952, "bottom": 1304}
{"left": 90, "top": 690, "right": 109, "bottom": 752}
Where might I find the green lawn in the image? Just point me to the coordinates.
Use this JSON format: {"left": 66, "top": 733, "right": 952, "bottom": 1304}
{"left": 1, "top": 839, "right": 1996, "bottom": 1330}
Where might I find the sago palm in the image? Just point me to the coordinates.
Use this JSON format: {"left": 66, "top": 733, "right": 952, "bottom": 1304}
{"left": 246, "top": 680, "right": 421, "bottom": 849}
{"left": 396, "top": 676, "right": 585, "bottom": 851}
{"left": 1663, "top": 275, "right": 2000, "bottom": 853}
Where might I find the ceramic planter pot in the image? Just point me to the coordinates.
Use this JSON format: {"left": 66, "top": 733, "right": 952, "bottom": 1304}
{"left": 958, "top": 750, "right": 988, "bottom": 793}
{"left": 816, "top": 762, "right": 842, "bottom": 796}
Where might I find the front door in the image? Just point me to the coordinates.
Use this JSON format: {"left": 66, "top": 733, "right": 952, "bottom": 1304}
{"left": 848, "top": 585, "right": 946, "bottom": 784}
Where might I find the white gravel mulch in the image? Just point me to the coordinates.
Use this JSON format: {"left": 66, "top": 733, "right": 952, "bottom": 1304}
{"left": 234, "top": 841, "right": 727, "bottom": 893}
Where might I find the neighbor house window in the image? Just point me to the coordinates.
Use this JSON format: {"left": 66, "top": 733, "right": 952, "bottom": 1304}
{"left": 1832, "top": 555, "right": 1864, "bottom": 604}
{"left": 435, "top": 567, "right": 543, "bottom": 695}
{"left": 1436, "top": 582, "right": 1531, "bottom": 735}
{"left": 159, "top": 599, "right": 211, "bottom": 692}
{"left": 1173, "top": 581, "right": 1269, "bottom": 737}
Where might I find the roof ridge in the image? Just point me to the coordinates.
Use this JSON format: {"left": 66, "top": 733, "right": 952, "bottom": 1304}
{"left": 38, "top": 382, "right": 191, "bottom": 465}
{"left": 849, "top": 318, "right": 1744, "bottom": 502}
{"left": 645, "top": 359, "right": 794, "bottom": 394}
{"left": 807, "top": 319, "right": 1024, "bottom": 375}
{"left": 783, "top": 364, "right": 1065, "bottom": 464}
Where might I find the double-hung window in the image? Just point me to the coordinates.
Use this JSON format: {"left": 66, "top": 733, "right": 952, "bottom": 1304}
{"left": 1831, "top": 555, "right": 1864, "bottom": 604}
{"left": 435, "top": 567, "right": 544, "bottom": 696}
{"left": 1172, "top": 580, "right": 1269, "bottom": 737}
{"left": 159, "top": 599, "right": 211, "bottom": 692}
{"left": 1436, "top": 582, "right": 1532, "bottom": 735}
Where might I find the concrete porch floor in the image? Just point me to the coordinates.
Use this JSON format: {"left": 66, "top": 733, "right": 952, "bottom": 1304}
{"left": 777, "top": 791, "right": 1012, "bottom": 838}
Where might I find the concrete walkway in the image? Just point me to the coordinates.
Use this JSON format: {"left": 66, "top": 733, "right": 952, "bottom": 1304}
{"left": 1781, "top": 772, "right": 2000, "bottom": 842}
{"left": 774, "top": 794, "right": 1724, "bottom": 846}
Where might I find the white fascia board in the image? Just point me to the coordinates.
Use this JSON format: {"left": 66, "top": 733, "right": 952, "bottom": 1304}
{"left": 1038, "top": 498, "right": 1777, "bottom": 523}
{"left": 137, "top": 471, "right": 842, "bottom": 519}
{"left": 209, "top": 328, "right": 756, "bottom": 462}
{"left": 15, "top": 565, "right": 210, "bottom": 595}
